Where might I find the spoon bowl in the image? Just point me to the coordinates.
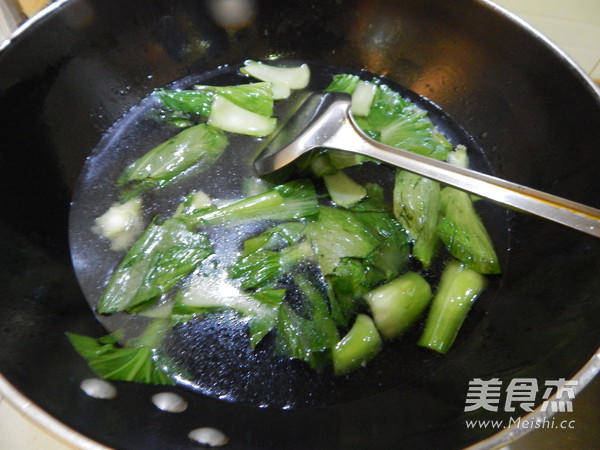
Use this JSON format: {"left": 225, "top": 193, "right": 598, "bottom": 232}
{"left": 254, "top": 92, "right": 600, "bottom": 237}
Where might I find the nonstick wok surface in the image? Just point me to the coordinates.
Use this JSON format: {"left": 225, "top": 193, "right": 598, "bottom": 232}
{"left": 0, "top": 0, "right": 599, "bottom": 449}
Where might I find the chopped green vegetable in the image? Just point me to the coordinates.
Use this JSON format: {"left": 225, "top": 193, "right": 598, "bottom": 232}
{"left": 154, "top": 88, "right": 214, "bottom": 116}
{"left": 324, "top": 73, "right": 361, "bottom": 94}
{"left": 379, "top": 104, "right": 451, "bottom": 160}
{"left": 326, "top": 149, "right": 371, "bottom": 171}
{"left": 241, "top": 222, "right": 307, "bottom": 255}
{"left": 196, "top": 82, "right": 275, "bottom": 116}
{"left": 175, "top": 274, "right": 285, "bottom": 348}
{"left": 364, "top": 272, "right": 432, "bottom": 339}
{"left": 97, "top": 216, "right": 213, "bottom": 314}
{"left": 247, "top": 290, "right": 287, "bottom": 347}
{"left": 118, "top": 123, "right": 228, "bottom": 199}
{"left": 230, "top": 240, "right": 314, "bottom": 290}
{"left": 307, "top": 206, "right": 383, "bottom": 275}
{"left": 437, "top": 187, "right": 501, "bottom": 274}
{"left": 275, "top": 275, "right": 339, "bottom": 371}
{"left": 241, "top": 60, "right": 310, "bottom": 90}
{"left": 354, "top": 210, "right": 412, "bottom": 279}
{"left": 208, "top": 95, "right": 276, "bottom": 137}
{"left": 393, "top": 170, "right": 441, "bottom": 268}
{"left": 327, "top": 257, "right": 385, "bottom": 326}
{"left": 155, "top": 82, "right": 275, "bottom": 117}
{"left": 187, "top": 180, "right": 319, "bottom": 227}
{"left": 418, "top": 260, "right": 487, "bottom": 353}
{"left": 66, "top": 320, "right": 175, "bottom": 385}
{"left": 351, "top": 80, "right": 377, "bottom": 116}
{"left": 325, "top": 75, "right": 451, "bottom": 160}
{"left": 242, "top": 176, "right": 273, "bottom": 198}
{"left": 309, "top": 154, "right": 337, "bottom": 177}
{"left": 279, "top": 276, "right": 337, "bottom": 366}
{"left": 311, "top": 209, "right": 411, "bottom": 326}
{"left": 333, "top": 314, "right": 382, "bottom": 375}
{"left": 364, "top": 84, "right": 412, "bottom": 131}
{"left": 349, "top": 183, "right": 389, "bottom": 213}
{"left": 78, "top": 63, "right": 501, "bottom": 381}
{"left": 323, "top": 171, "right": 368, "bottom": 207}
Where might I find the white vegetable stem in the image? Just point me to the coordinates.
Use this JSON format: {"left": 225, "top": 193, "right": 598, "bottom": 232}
{"left": 351, "top": 81, "right": 376, "bottom": 116}
{"left": 270, "top": 83, "right": 292, "bottom": 100}
{"left": 323, "top": 171, "right": 367, "bottom": 207}
{"left": 208, "top": 95, "right": 276, "bottom": 137}
{"left": 241, "top": 60, "right": 310, "bottom": 90}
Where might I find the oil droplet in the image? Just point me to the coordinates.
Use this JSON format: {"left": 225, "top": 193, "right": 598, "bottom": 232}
{"left": 80, "top": 378, "right": 117, "bottom": 400}
{"left": 188, "top": 427, "right": 229, "bottom": 447}
{"left": 151, "top": 392, "right": 188, "bottom": 413}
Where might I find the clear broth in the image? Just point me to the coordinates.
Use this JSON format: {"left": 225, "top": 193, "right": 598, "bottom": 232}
{"left": 69, "top": 61, "right": 507, "bottom": 408}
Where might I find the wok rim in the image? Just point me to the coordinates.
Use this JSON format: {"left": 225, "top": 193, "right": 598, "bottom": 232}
{"left": 0, "top": 0, "right": 599, "bottom": 448}
{"left": 0, "top": 373, "right": 109, "bottom": 450}
{"left": 2, "top": 349, "right": 599, "bottom": 449}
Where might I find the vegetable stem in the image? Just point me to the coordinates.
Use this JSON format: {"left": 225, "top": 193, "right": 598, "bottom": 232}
{"left": 418, "top": 260, "right": 487, "bottom": 354}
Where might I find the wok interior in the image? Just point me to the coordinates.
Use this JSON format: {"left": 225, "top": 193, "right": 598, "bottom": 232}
{"left": 68, "top": 59, "right": 506, "bottom": 409}
{"left": 0, "top": 0, "right": 599, "bottom": 448}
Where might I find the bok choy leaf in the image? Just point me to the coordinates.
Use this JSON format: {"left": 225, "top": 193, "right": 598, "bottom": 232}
{"left": 97, "top": 216, "right": 213, "bottom": 314}
{"left": 118, "top": 123, "right": 228, "bottom": 199}
{"left": 66, "top": 320, "right": 175, "bottom": 385}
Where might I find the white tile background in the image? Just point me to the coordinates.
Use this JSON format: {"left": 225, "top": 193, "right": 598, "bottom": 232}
{"left": 0, "top": 0, "right": 599, "bottom": 448}
{"left": 495, "top": 0, "right": 600, "bottom": 79}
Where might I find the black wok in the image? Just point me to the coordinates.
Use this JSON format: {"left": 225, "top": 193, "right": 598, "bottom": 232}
{"left": 1, "top": 0, "right": 599, "bottom": 448}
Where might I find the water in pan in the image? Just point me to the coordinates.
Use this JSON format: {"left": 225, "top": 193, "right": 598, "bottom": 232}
{"left": 68, "top": 61, "right": 507, "bottom": 408}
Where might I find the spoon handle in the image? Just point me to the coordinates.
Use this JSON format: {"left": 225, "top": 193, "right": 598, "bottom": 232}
{"left": 323, "top": 104, "right": 600, "bottom": 238}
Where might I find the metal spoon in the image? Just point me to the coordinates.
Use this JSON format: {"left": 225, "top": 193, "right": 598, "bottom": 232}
{"left": 254, "top": 92, "right": 600, "bottom": 238}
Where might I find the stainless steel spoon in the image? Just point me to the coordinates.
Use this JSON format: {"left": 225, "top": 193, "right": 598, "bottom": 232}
{"left": 254, "top": 92, "right": 600, "bottom": 238}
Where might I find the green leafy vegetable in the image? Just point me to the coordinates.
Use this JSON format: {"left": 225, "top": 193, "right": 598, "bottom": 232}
{"left": 155, "top": 82, "right": 275, "bottom": 117}
{"left": 97, "top": 216, "right": 213, "bottom": 314}
{"left": 351, "top": 80, "right": 377, "bottom": 116}
{"left": 307, "top": 207, "right": 411, "bottom": 327}
{"left": 327, "top": 257, "right": 385, "bottom": 326}
{"left": 66, "top": 320, "right": 175, "bottom": 385}
{"left": 78, "top": 64, "right": 502, "bottom": 381}
{"left": 241, "top": 222, "right": 307, "bottom": 255}
{"left": 364, "top": 272, "right": 432, "bottom": 339}
{"left": 322, "top": 171, "right": 368, "bottom": 208}
{"left": 349, "top": 183, "right": 389, "bottom": 213}
{"left": 241, "top": 61, "right": 310, "bottom": 91}
{"left": 275, "top": 275, "right": 339, "bottom": 371}
{"left": 118, "top": 123, "right": 228, "bottom": 199}
{"left": 325, "top": 74, "right": 361, "bottom": 94}
{"left": 230, "top": 240, "right": 313, "bottom": 290}
{"left": 332, "top": 314, "right": 382, "bottom": 375}
{"left": 325, "top": 75, "right": 451, "bottom": 160}
{"left": 379, "top": 105, "right": 451, "bottom": 160}
{"left": 307, "top": 206, "right": 383, "bottom": 275}
{"left": 175, "top": 275, "right": 285, "bottom": 348}
{"left": 437, "top": 187, "right": 501, "bottom": 274}
{"left": 418, "top": 260, "right": 487, "bottom": 353}
{"left": 208, "top": 95, "right": 277, "bottom": 137}
{"left": 155, "top": 88, "right": 214, "bottom": 116}
{"left": 325, "top": 149, "right": 372, "bottom": 171}
{"left": 393, "top": 169, "right": 441, "bottom": 268}
{"left": 187, "top": 180, "right": 319, "bottom": 227}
